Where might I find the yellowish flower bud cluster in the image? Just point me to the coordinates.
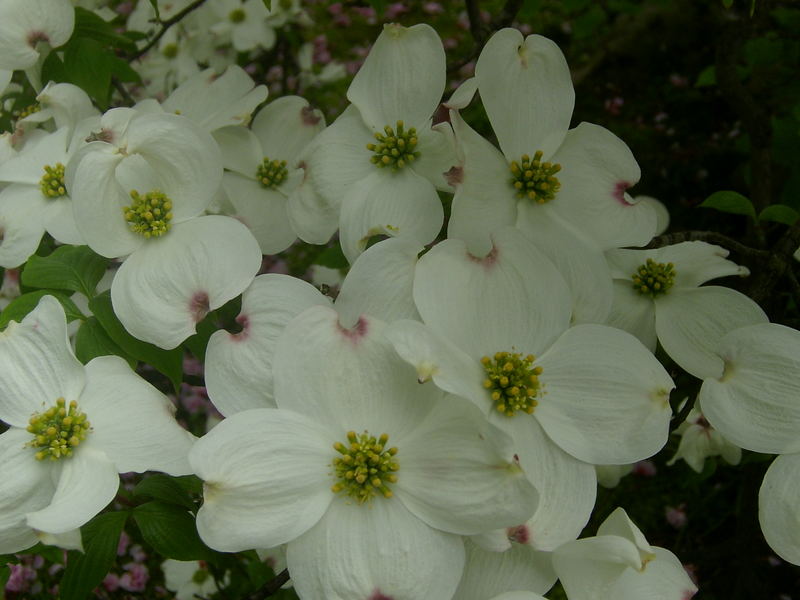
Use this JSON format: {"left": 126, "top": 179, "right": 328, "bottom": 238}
{"left": 26, "top": 397, "right": 91, "bottom": 461}
{"left": 256, "top": 157, "right": 288, "bottom": 189}
{"left": 123, "top": 189, "right": 174, "bottom": 238}
{"left": 331, "top": 430, "right": 399, "bottom": 504}
{"left": 367, "top": 120, "right": 420, "bottom": 171}
{"left": 481, "top": 351, "right": 543, "bottom": 417}
{"left": 39, "top": 163, "right": 67, "bottom": 198}
{"left": 509, "top": 151, "right": 562, "bottom": 203}
{"left": 632, "top": 258, "right": 676, "bottom": 297}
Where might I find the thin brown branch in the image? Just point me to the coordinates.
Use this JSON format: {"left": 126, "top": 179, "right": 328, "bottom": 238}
{"left": 111, "top": 76, "right": 135, "bottom": 107}
{"left": 248, "top": 569, "right": 291, "bottom": 600}
{"left": 130, "top": 0, "right": 209, "bottom": 61}
{"left": 447, "top": 0, "right": 524, "bottom": 74}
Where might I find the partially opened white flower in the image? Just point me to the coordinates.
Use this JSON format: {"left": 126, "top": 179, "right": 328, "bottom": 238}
{"left": 0, "top": 296, "right": 195, "bottom": 553}
{"left": 15, "top": 81, "right": 98, "bottom": 138}
{"left": 606, "top": 241, "right": 767, "bottom": 378}
{"left": 305, "top": 22, "right": 456, "bottom": 262}
{"left": 667, "top": 405, "right": 741, "bottom": 473}
{"left": 208, "top": 0, "right": 274, "bottom": 52}
{"left": 66, "top": 108, "right": 262, "bottom": 348}
{"left": 163, "top": 559, "right": 226, "bottom": 600}
{"left": 0, "top": 0, "right": 75, "bottom": 90}
{"left": 552, "top": 507, "right": 698, "bottom": 600}
{"left": 192, "top": 305, "right": 539, "bottom": 600}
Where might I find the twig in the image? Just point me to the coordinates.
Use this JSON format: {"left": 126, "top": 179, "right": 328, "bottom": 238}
{"left": 447, "top": 0, "right": 524, "bottom": 74}
{"left": 645, "top": 230, "right": 770, "bottom": 259}
{"left": 248, "top": 569, "right": 291, "bottom": 600}
{"left": 786, "top": 267, "right": 800, "bottom": 307}
{"left": 670, "top": 394, "right": 698, "bottom": 432}
{"left": 131, "top": 0, "right": 209, "bottom": 61}
{"left": 111, "top": 76, "right": 135, "bottom": 107}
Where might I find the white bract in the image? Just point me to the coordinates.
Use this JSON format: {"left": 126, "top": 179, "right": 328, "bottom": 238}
{"left": 606, "top": 241, "right": 767, "bottom": 378}
{"left": 305, "top": 22, "right": 456, "bottom": 262}
{"left": 667, "top": 405, "right": 741, "bottom": 473}
{"left": 66, "top": 108, "right": 262, "bottom": 348}
{"left": 552, "top": 507, "right": 698, "bottom": 600}
{"left": 192, "top": 305, "right": 538, "bottom": 600}
{"left": 0, "top": 296, "right": 195, "bottom": 553}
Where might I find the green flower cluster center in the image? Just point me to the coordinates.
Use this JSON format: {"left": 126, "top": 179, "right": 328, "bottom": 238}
{"left": 27, "top": 397, "right": 90, "bottom": 461}
{"left": 162, "top": 43, "right": 178, "bottom": 59}
{"left": 509, "top": 151, "right": 562, "bottom": 204}
{"left": 481, "top": 351, "right": 543, "bottom": 417}
{"left": 256, "top": 157, "right": 288, "bottom": 189}
{"left": 123, "top": 189, "right": 173, "bottom": 238}
{"left": 331, "top": 430, "right": 399, "bottom": 504}
{"left": 367, "top": 120, "right": 420, "bottom": 171}
{"left": 632, "top": 258, "right": 676, "bottom": 297}
{"left": 229, "top": 8, "right": 246, "bottom": 23}
{"left": 40, "top": 163, "right": 67, "bottom": 198}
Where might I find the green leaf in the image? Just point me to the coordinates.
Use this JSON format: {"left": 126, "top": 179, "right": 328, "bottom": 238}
{"left": 59, "top": 511, "right": 128, "bottom": 600}
{"left": 21, "top": 245, "right": 109, "bottom": 298}
{"left": 133, "top": 474, "right": 197, "bottom": 511}
{"left": 0, "top": 291, "right": 84, "bottom": 330}
{"left": 722, "top": 0, "right": 733, "bottom": 7}
{"left": 133, "top": 502, "right": 216, "bottom": 561}
{"left": 149, "top": 0, "right": 162, "bottom": 20}
{"left": 0, "top": 565, "right": 9, "bottom": 600}
{"left": 699, "top": 190, "right": 756, "bottom": 219}
{"left": 63, "top": 37, "right": 113, "bottom": 108}
{"left": 182, "top": 312, "right": 218, "bottom": 362}
{"left": 72, "top": 7, "right": 137, "bottom": 52}
{"left": 88, "top": 291, "right": 183, "bottom": 392}
{"left": 695, "top": 65, "right": 716, "bottom": 87}
{"left": 74, "top": 317, "right": 136, "bottom": 367}
{"left": 758, "top": 204, "right": 800, "bottom": 225}
{"left": 40, "top": 52, "right": 66, "bottom": 85}
{"left": 313, "top": 243, "right": 348, "bottom": 270}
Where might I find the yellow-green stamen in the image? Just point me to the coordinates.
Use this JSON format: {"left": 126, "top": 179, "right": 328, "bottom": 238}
{"left": 123, "top": 189, "right": 173, "bottom": 238}
{"left": 509, "top": 151, "right": 561, "bottom": 204}
{"left": 256, "top": 157, "right": 288, "bottom": 189}
{"left": 229, "top": 8, "right": 246, "bottom": 22}
{"left": 331, "top": 430, "right": 399, "bottom": 504}
{"left": 26, "top": 398, "right": 91, "bottom": 461}
{"left": 367, "top": 120, "right": 420, "bottom": 171}
{"left": 631, "top": 258, "right": 676, "bottom": 297}
{"left": 16, "top": 103, "right": 41, "bottom": 120}
{"left": 481, "top": 351, "right": 543, "bottom": 417}
{"left": 39, "top": 163, "right": 67, "bottom": 198}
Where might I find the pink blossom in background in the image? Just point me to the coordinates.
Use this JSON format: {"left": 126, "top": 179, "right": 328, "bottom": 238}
{"left": 666, "top": 504, "right": 688, "bottom": 529}
{"left": 633, "top": 460, "right": 658, "bottom": 477}
{"left": 102, "top": 572, "right": 121, "bottom": 592}
{"left": 423, "top": 2, "right": 445, "bottom": 15}
{"left": 119, "top": 562, "right": 150, "bottom": 592}
{"left": 117, "top": 530, "right": 131, "bottom": 556}
{"left": 385, "top": 3, "right": 408, "bottom": 19}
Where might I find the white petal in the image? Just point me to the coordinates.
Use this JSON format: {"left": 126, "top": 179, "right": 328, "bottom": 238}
{"left": 654, "top": 241, "right": 749, "bottom": 288}
{"left": 0, "top": 295, "right": 84, "bottom": 428}
{"left": 347, "top": 23, "right": 445, "bottom": 131}
{"left": 191, "top": 408, "right": 333, "bottom": 552}
{"left": 550, "top": 123, "right": 653, "bottom": 249}
{"left": 214, "top": 125, "right": 262, "bottom": 177}
{"left": 43, "top": 196, "right": 83, "bottom": 245}
{"left": 79, "top": 356, "right": 194, "bottom": 475}
{"left": 26, "top": 446, "right": 119, "bottom": 534}
{"left": 597, "top": 508, "right": 653, "bottom": 554}
{"left": 515, "top": 206, "right": 613, "bottom": 324}
{"left": 286, "top": 162, "right": 340, "bottom": 245}
{"left": 0, "top": 428, "right": 55, "bottom": 553}
{"left": 0, "top": 127, "right": 70, "bottom": 185}
{"left": 0, "top": 184, "right": 47, "bottom": 268}
{"left": 655, "top": 286, "right": 767, "bottom": 380}
{"left": 444, "top": 77, "right": 478, "bottom": 110}
{"left": 454, "top": 540, "right": 556, "bottom": 600}
{"left": 413, "top": 228, "right": 571, "bottom": 359}
{"left": 384, "top": 319, "right": 488, "bottom": 411}
{"left": 606, "top": 280, "right": 657, "bottom": 352}
{"left": 396, "top": 395, "right": 539, "bottom": 535}
{"left": 499, "top": 415, "right": 596, "bottom": 551}
{"left": 252, "top": 95, "right": 325, "bottom": 163}
{"left": 303, "top": 105, "right": 373, "bottom": 209}
{"left": 223, "top": 172, "right": 296, "bottom": 254}
{"left": 205, "top": 274, "right": 330, "bottom": 416}
{"left": 0, "top": 0, "right": 75, "bottom": 70}
{"left": 410, "top": 121, "right": 458, "bottom": 192}
{"left": 535, "top": 324, "right": 674, "bottom": 464}
{"left": 552, "top": 536, "right": 644, "bottom": 600}
{"left": 699, "top": 323, "right": 800, "bottom": 454}
{"left": 273, "top": 305, "right": 438, "bottom": 439}
{"left": 288, "top": 497, "right": 465, "bottom": 600}
{"left": 335, "top": 237, "right": 421, "bottom": 328}
{"left": 447, "top": 110, "right": 518, "bottom": 257}
{"left": 610, "top": 547, "right": 698, "bottom": 600}
{"left": 35, "top": 527, "right": 83, "bottom": 551}
{"left": 759, "top": 453, "right": 800, "bottom": 565}
{"left": 111, "top": 216, "right": 261, "bottom": 349}
{"left": 476, "top": 30, "right": 573, "bottom": 161}
{"left": 339, "top": 168, "right": 443, "bottom": 263}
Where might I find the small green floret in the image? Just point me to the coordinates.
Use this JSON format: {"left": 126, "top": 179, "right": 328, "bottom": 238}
{"left": 509, "top": 151, "right": 562, "bottom": 204}
{"left": 27, "top": 398, "right": 91, "bottom": 461}
{"left": 631, "top": 258, "right": 676, "bottom": 297}
{"left": 256, "top": 157, "right": 288, "bottom": 189}
{"left": 481, "top": 351, "right": 543, "bottom": 417}
{"left": 123, "top": 189, "right": 173, "bottom": 238}
{"left": 229, "top": 8, "right": 246, "bottom": 22}
{"left": 162, "top": 43, "right": 178, "bottom": 59}
{"left": 367, "top": 120, "right": 420, "bottom": 171}
{"left": 39, "top": 163, "right": 67, "bottom": 198}
{"left": 331, "top": 430, "right": 399, "bottom": 504}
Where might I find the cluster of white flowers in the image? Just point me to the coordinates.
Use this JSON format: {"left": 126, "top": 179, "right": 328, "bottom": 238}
{"left": 0, "top": 2, "right": 798, "bottom": 599}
